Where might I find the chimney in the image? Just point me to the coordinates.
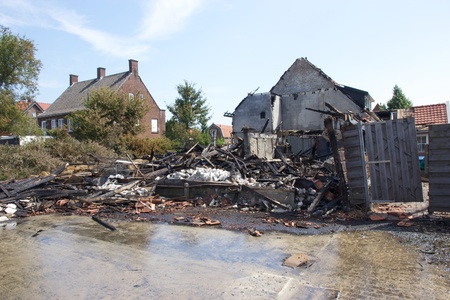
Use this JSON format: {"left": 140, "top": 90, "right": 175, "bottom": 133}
{"left": 97, "top": 67, "right": 105, "bottom": 80}
{"left": 129, "top": 59, "right": 138, "bottom": 77}
{"left": 69, "top": 74, "right": 78, "bottom": 86}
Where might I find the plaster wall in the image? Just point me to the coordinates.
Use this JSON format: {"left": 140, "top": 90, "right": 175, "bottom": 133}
{"left": 233, "top": 93, "right": 272, "bottom": 135}
{"left": 271, "top": 60, "right": 335, "bottom": 95}
{"left": 279, "top": 88, "right": 362, "bottom": 131}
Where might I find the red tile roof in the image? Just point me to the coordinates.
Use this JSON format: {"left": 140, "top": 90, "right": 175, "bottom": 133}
{"left": 15, "top": 101, "right": 51, "bottom": 112}
{"left": 413, "top": 103, "right": 448, "bottom": 125}
{"left": 38, "top": 102, "right": 51, "bottom": 111}
{"left": 15, "top": 100, "right": 30, "bottom": 111}
{"left": 216, "top": 124, "right": 233, "bottom": 138}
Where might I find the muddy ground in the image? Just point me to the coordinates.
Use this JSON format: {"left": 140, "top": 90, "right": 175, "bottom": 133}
{"left": 77, "top": 205, "right": 450, "bottom": 273}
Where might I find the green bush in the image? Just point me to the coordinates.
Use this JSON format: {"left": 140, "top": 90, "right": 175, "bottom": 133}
{"left": 118, "top": 135, "right": 174, "bottom": 158}
{"left": 44, "top": 133, "right": 116, "bottom": 164}
{"left": 0, "top": 136, "right": 117, "bottom": 180}
{"left": 0, "top": 143, "right": 63, "bottom": 180}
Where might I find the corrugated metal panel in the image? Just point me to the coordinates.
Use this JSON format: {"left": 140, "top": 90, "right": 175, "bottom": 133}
{"left": 428, "top": 124, "right": 450, "bottom": 212}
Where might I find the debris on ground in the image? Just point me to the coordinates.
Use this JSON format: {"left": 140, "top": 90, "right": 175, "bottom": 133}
{"left": 0, "top": 138, "right": 348, "bottom": 223}
{"left": 283, "top": 253, "right": 309, "bottom": 268}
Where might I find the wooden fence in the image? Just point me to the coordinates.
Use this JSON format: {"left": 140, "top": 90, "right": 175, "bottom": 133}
{"left": 342, "top": 117, "right": 423, "bottom": 207}
{"left": 428, "top": 124, "right": 450, "bottom": 212}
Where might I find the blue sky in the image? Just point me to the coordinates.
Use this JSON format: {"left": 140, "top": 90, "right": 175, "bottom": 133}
{"left": 1, "top": 0, "right": 449, "bottom": 126}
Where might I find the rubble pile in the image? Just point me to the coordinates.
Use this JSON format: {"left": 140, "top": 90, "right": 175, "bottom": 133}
{"left": 0, "top": 140, "right": 344, "bottom": 223}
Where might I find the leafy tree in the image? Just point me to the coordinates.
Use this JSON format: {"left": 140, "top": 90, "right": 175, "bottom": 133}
{"left": 70, "top": 87, "right": 148, "bottom": 149}
{"left": 166, "top": 80, "right": 211, "bottom": 147}
{"left": 0, "top": 95, "right": 42, "bottom": 135}
{"left": 387, "top": 85, "right": 413, "bottom": 109}
{"left": 0, "top": 25, "right": 42, "bottom": 136}
{"left": 167, "top": 80, "right": 211, "bottom": 131}
{"left": 0, "top": 25, "right": 42, "bottom": 100}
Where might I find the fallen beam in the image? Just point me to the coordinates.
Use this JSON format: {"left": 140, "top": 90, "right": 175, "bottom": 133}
{"left": 92, "top": 215, "right": 116, "bottom": 231}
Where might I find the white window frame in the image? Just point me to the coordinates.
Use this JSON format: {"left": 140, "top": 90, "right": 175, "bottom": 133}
{"left": 58, "top": 119, "right": 64, "bottom": 129}
{"left": 51, "top": 119, "right": 57, "bottom": 129}
{"left": 151, "top": 118, "right": 158, "bottom": 133}
{"left": 417, "top": 135, "right": 428, "bottom": 153}
{"left": 67, "top": 119, "right": 73, "bottom": 132}
{"left": 41, "top": 121, "right": 47, "bottom": 131}
{"left": 129, "top": 93, "right": 134, "bottom": 100}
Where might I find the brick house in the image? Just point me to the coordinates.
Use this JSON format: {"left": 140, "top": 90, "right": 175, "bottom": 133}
{"left": 37, "top": 59, "right": 165, "bottom": 138}
{"left": 16, "top": 100, "right": 50, "bottom": 118}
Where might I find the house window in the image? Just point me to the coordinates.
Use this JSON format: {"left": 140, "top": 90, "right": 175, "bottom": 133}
{"left": 41, "top": 121, "right": 47, "bottom": 131}
{"left": 260, "top": 111, "right": 266, "bottom": 119}
{"left": 151, "top": 119, "right": 158, "bottom": 133}
{"left": 210, "top": 129, "right": 218, "bottom": 139}
{"left": 129, "top": 93, "right": 134, "bottom": 100}
{"left": 67, "top": 119, "right": 73, "bottom": 132}
{"left": 51, "top": 119, "right": 57, "bottom": 129}
{"left": 417, "top": 135, "right": 428, "bottom": 153}
{"left": 58, "top": 119, "right": 64, "bottom": 129}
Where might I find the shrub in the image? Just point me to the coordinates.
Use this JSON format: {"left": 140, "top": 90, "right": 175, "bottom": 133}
{"left": 43, "top": 136, "right": 116, "bottom": 164}
{"left": 0, "top": 143, "right": 63, "bottom": 180}
{"left": 0, "top": 136, "right": 117, "bottom": 180}
{"left": 118, "top": 135, "right": 174, "bottom": 158}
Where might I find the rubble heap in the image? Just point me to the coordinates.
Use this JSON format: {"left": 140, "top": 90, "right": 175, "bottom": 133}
{"left": 0, "top": 138, "right": 344, "bottom": 224}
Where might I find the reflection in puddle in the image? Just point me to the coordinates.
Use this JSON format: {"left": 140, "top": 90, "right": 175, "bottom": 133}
{"left": 0, "top": 215, "right": 448, "bottom": 299}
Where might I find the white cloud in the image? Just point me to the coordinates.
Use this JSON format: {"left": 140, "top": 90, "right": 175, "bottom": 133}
{"left": 46, "top": 7, "right": 150, "bottom": 58}
{"left": 0, "top": 0, "right": 203, "bottom": 58}
{"left": 138, "top": 0, "right": 203, "bottom": 40}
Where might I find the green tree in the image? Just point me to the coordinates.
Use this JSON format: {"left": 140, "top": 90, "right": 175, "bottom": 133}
{"left": 167, "top": 80, "right": 211, "bottom": 131}
{"left": 70, "top": 87, "right": 148, "bottom": 149}
{"left": 376, "top": 103, "right": 387, "bottom": 111}
{"left": 0, "top": 25, "right": 42, "bottom": 100}
{"left": 0, "top": 26, "right": 42, "bottom": 135}
{"left": 0, "top": 95, "right": 42, "bottom": 135}
{"left": 387, "top": 85, "right": 413, "bottom": 109}
{"left": 166, "top": 80, "right": 211, "bottom": 147}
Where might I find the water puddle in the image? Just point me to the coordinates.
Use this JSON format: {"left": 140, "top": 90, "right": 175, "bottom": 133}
{"left": 0, "top": 215, "right": 448, "bottom": 299}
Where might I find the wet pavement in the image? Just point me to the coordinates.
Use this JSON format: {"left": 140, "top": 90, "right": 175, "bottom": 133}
{"left": 0, "top": 215, "right": 449, "bottom": 299}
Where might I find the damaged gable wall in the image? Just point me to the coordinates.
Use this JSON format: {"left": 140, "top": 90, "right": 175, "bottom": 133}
{"left": 232, "top": 58, "right": 370, "bottom": 135}
{"left": 270, "top": 58, "right": 336, "bottom": 95}
{"left": 280, "top": 88, "right": 363, "bottom": 131}
{"left": 232, "top": 93, "right": 273, "bottom": 136}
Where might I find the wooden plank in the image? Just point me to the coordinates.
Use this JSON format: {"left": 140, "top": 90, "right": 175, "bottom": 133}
{"left": 374, "top": 122, "right": 390, "bottom": 200}
{"left": 342, "top": 123, "right": 369, "bottom": 206}
{"left": 428, "top": 139, "right": 450, "bottom": 149}
{"left": 406, "top": 118, "right": 423, "bottom": 201}
{"left": 428, "top": 164, "right": 450, "bottom": 172}
{"left": 364, "top": 124, "right": 379, "bottom": 200}
{"left": 386, "top": 120, "right": 400, "bottom": 201}
{"left": 428, "top": 124, "right": 450, "bottom": 212}
{"left": 395, "top": 120, "right": 410, "bottom": 200}
{"left": 324, "top": 118, "right": 348, "bottom": 205}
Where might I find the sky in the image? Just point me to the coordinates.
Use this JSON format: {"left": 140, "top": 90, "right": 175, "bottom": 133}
{"left": 1, "top": 0, "right": 450, "bottom": 126}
